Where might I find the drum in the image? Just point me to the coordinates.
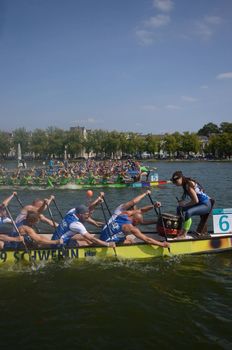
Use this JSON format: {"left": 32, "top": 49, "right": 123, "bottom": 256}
{"left": 157, "top": 213, "right": 182, "bottom": 236}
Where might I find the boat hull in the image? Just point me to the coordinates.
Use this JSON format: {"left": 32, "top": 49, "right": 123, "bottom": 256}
{"left": 1, "top": 234, "right": 232, "bottom": 265}
{"left": 0, "top": 180, "right": 171, "bottom": 190}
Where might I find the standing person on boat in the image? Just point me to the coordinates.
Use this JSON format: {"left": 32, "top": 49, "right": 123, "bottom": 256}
{"left": 51, "top": 204, "right": 116, "bottom": 248}
{"left": 0, "top": 192, "right": 18, "bottom": 224}
{"left": 170, "top": 171, "right": 212, "bottom": 238}
{"left": 15, "top": 195, "right": 58, "bottom": 228}
{"left": 1, "top": 211, "right": 63, "bottom": 250}
{"left": 100, "top": 190, "right": 170, "bottom": 247}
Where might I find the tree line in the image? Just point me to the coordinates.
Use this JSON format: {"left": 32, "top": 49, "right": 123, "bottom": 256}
{"left": 0, "top": 122, "right": 231, "bottom": 160}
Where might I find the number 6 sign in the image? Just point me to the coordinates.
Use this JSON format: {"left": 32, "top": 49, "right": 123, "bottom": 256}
{"left": 213, "top": 209, "right": 232, "bottom": 234}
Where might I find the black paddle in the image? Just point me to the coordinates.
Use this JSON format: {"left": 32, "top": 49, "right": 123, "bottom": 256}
{"left": 102, "top": 196, "right": 112, "bottom": 217}
{"left": 46, "top": 202, "right": 57, "bottom": 229}
{"left": 52, "top": 198, "right": 63, "bottom": 219}
{"left": 4, "top": 205, "right": 36, "bottom": 267}
{"left": 147, "top": 193, "right": 170, "bottom": 253}
{"left": 14, "top": 193, "right": 24, "bottom": 208}
{"left": 176, "top": 196, "right": 185, "bottom": 221}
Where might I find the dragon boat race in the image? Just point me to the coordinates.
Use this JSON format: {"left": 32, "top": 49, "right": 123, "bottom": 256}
{"left": 0, "top": 1, "right": 231, "bottom": 349}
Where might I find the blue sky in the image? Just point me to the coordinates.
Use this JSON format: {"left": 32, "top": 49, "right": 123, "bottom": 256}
{"left": 0, "top": 0, "right": 231, "bottom": 134}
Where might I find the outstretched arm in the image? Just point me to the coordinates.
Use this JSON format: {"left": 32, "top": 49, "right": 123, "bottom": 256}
{"left": 86, "top": 217, "right": 104, "bottom": 228}
{"left": 39, "top": 214, "right": 58, "bottom": 228}
{"left": 2, "top": 192, "right": 17, "bottom": 207}
{"left": 19, "top": 226, "right": 61, "bottom": 245}
{"left": 141, "top": 219, "right": 157, "bottom": 225}
{"left": 83, "top": 231, "right": 116, "bottom": 248}
{"left": 88, "top": 192, "right": 104, "bottom": 212}
{"left": 0, "top": 234, "right": 24, "bottom": 243}
{"left": 128, "top": 225, "right": 170, "bottom": 248}
{"left": 139, "top": 202, "right": 161, "bottom": 214}
{"left": 121, "top": 190, "right": 151, "bottom": 210}
{"left": 46, "top": 195, "right": 55, "bottom": 207}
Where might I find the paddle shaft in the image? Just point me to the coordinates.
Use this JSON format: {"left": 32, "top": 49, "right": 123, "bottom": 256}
{"left": 4, "top": 205, "right": 35, "bottom": 263}
{"left": 52, "top": 198, "right": 63, "bottom": 219}
{"left": 176, "top": 197, "right": 185, "bottom": 221}
{"left": 100, "top": 202, "right": 117, "bottom": 258}
{"left": 147, "top": 193, "right": 170, "bottom": 252}
{"left": 46, "top": 203, "right": 57, "bottom": 229}
{"left": 15, "top": 193, "right": 24, "bottom": 208}
{"left": 102, "top": 197, "right": 112, "bottom": 217}
{"left": 147, "top": 193, "right": 159, "bottom": 216}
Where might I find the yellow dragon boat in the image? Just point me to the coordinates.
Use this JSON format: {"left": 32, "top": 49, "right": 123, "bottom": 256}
{"left": 1, "top": 232, "right": 231, "bottom": 265}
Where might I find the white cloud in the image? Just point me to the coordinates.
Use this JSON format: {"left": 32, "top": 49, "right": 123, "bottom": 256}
{"left": 165, "top": 104, "right": 181, "bottom": 110}
{"left": 195, "top": 15, "right": 223, "bottom": 39}
{"left": 205, "top": 16, "right": 222, "bottom": 25}
{"left": 72, "top": 118, "right": 102, "bottom": 125}
{"left": 181, "top": 96, "right": 198, "bottom": 102}
{"left": 135, "top": 1, "right": 173, "bottom": 45}
{"left": 144, "top": 14, "right": 170, "bottom": 28}
{"left": 153, "top": 0, "right": 174, "bottom": 12}
{"left": 142, "top": 104, "right": 159, "bottom": 111}
{"left": 195, "top": 22, "right": 212, "bottom": 39}
{"left": 216, "top": 72, "right": 232, "bottom": 80}
{"left": 200, "top": 85, "right": 208, "bottom": 89}
{"left": 135, "top": 29, "right": 155, "bottom": 46}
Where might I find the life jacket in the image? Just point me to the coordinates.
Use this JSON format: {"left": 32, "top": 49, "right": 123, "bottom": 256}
{"left": 182, "top": 178, "right": 210, "bottom": 204}
{"left": 52, "top": 212, "right": 80, "bottom": 242}
{"left": 100, "top": 214, "right": 131, "bottom": 242}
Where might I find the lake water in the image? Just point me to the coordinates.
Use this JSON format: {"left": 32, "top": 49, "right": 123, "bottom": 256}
{"left": 0, "top": 161, "right": 231, "bottom": 349}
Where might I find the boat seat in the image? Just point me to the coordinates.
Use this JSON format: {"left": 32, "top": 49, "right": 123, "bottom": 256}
{"left": 196, "top": 198, "right": 215, "bottom": 235}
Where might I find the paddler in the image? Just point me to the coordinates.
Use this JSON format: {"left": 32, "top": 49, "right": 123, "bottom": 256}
{"left": 0, "top": 192, "right": 17, "bottom": 224}
{"left": 51, "top": 203, "right": 116, "bottom": 248}
{"left": 1, "top": 203, "right": 63, "bottom": 250}
{"left": 99, "top": 190, "right": 170, "bottom": 247}
{"left": 171, "top": 171, "right": 212, "bottom": 238}
{"left": 15, "top": 195, "right": 58, "bottom": 228}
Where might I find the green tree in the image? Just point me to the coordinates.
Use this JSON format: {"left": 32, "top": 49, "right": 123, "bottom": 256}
{"left": 0, "top": 131, "right": 11, "bottom": 158}
{"left": 144, "top": 134, "right": 159, "bottom": 156}
{"left": 30, "top": 129, "right": 48, "bottom": 158}
{"left": 163, "top": 134, "right": 179, "bottom": 156}
{"left": 83, "top": 131, "right": 96, "bottom": 158}
{"left": 12, "top": 128, "right": 30, "bottom": 154}
{"left": 102, "top": 131, "right": 122, "bottom": 158}
{"left": 89, "top": 130, "right": 108, "bottom": 157}
{"left": 66, "top": 129, "right": 84, "bottom": 158}
{"left": 46, "top": 127, "right": 66, "bottom": 158}
{"left": 125, "top": 133, "right": 145, "bottom": 157}
{"left": 197, "top": 122, "right": 219, "bottom": 137}
{"left": 220, "top": 122, "right": 232, "bottom": 133}
{"left": 180, "top": 132, "right": 200, "bottom": 155}
{"left": 208, "top": 133, "right": 232, "bottom": 158}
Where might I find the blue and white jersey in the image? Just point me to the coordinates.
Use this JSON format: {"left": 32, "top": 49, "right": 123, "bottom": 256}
{"left": 52, "top": 211, "right": 87, "bottom": 243}
{"left": 100, "top": 214, "right": 132, "bottom": 243}
{"left": 0, "top": 216, "right": 11, "bottom": 224}
{"left": 194, "top": 183, "right": 210, "bottom": 204}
